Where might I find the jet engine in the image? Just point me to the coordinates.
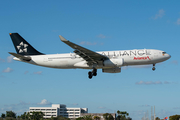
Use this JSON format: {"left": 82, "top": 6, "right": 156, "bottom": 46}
{"left": 103, "top": 58, "right": 124, "bottom": 67}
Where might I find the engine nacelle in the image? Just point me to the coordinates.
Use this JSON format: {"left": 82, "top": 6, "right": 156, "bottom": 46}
{"left": 103, "top": 58, "right": 124, "bottom": 67}
{"left": 102, "top": 67, "right": 121, "bottom": 73}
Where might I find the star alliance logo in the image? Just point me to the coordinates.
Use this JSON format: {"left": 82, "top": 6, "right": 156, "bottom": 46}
{"left": 16, "top": 42, "right": 28, "bottom": 53}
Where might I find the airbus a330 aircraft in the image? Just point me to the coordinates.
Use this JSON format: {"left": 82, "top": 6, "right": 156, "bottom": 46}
{"left": 9, "top": 33, "right": 171, "bottom": 79}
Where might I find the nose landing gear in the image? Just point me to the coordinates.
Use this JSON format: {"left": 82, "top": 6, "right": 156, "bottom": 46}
{"left": 152, "top": 64, "right": 156, "bottom": 71}
{"left": 88, "top": 68, "right": 97, "bottom": 79}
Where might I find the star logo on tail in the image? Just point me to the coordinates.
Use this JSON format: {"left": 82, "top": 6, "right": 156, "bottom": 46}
{"left": 16, "top": 42, "right": 28, "bottom": 53}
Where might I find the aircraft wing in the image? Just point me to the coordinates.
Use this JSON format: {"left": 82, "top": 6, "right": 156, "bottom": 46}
{"left": 9, "top": 52, "right": 31, "bottom": 61}
{"left": 59, "top": 35, "right": 108, "bottom": 64}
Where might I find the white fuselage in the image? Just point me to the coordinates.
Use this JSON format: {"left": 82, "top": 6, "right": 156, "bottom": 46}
{"left": 13, "top": 49, "right": 171, "bottom": 70}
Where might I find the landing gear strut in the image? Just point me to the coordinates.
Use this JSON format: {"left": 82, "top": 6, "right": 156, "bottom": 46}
{"left": 152, "top": 64, "right": 156, "bottom": 71}
{"left": 88, "top": 68, "right": 97, "bottom": 79}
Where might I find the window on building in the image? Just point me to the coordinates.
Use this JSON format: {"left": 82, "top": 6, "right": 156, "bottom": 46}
{"left": 75, "top": 112, "right": 79, "bottom": 114}
{"left": 52, "top": 109, "right": 56, "bottom": 111}
{"left": 75, "top": 109, "right": 79, "bottom": 111}
{"left": 69, "top": 112, "right": 73, "bottom": 114}
{"left": 69, "top": 109, "right": 74, "bottom": 111}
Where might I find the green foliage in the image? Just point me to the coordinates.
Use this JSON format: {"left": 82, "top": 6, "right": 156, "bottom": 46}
{"left": 155, "top": 117, "right": 160, "bottom": 120}
{"left": 169, "top": 115, "right": 180, "bottom": 120}
{"left": 1, "top": 113, "right": 5, "bottom": 118}
{"left": 20, "top": 112, "right": 30, "bottom": 120}
{"left": 50, "top": 115, "right": 70, "bottom": 120}
{"left": 117, "top": 110, "right": 130, "bottom": 120}
{"left": 29, "top": 111, "right": 44, "bottom": 120}
{"left": 76, "top": 117, "right": 85, "bottom": 120}
{"left": 93, "top": 116, "right": 100, "bottom": 120}
{"left": 103, "top": 113, "right": 114, "bottom": 120}
{"left": 83, "top": 115, "right": 93, "bottom": 120}
{"left": 76, "top": 115, "right": 93, "bottom": 120}
{"left": 6, "top": 111, "right": 16, "bottom": 118}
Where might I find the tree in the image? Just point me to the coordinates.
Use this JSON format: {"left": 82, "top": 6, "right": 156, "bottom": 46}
{"left": 116, "top": 111, "right": 130, "bottom": 120}
{"left": 20, "top": 112, "right": 30, "bottom": 120}
{"left": 83, "top": 115, "right": 93, "bottom": 120}
{"left": 169, "top": 115, "right": 180, "bottom": 120}
{"left": 93, "top": 116, "right": 100, "bottom": 120}
{"left": 103, "top": 113, "right": 114, "bottom": 120}
{"left": 76, "top": 117, "right": 85, "bottom": 120}
{"left": 1, "top": 113, "right": 5, "bottom": 118}
{"left": 155, "top": 117, "right": 160, "bottom": 120}
{"left": 29, "top": 111, "right": 44, "bottom": 120}
{"left": 6, "top": 111, "right": 16, "bottom": 118}
{"left": 50, "top": 115, "right": 70, "bottom": 120}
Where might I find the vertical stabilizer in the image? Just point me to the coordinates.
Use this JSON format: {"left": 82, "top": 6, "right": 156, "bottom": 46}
{"left": 9, "top": 33, "right": 44, "bottom": 55}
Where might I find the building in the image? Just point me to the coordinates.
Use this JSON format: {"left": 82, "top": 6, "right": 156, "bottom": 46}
{"left": 81, "top": 113, "right": 116, "bottom": 120}
{"left": 29, "top": 104, "right": 88, "bottom": 119}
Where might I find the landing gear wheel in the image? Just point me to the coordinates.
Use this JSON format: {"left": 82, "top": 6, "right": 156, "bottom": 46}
{"left": 88, "top": 71, "right": 93, "bottom": 79}
{"left": 88, "top": 75, "right": 92, "bottom": 79}
{"left": 152, "top": 64, "right": 156, "bottom": 71}
{"left": 88, "top": 68, "right": 97, "bottom": 79}
{"left": 92, "top": 68, "right": 97, "bottom": 76}
{"left": 93, "top": 72, "right": 97, "bottom": 76}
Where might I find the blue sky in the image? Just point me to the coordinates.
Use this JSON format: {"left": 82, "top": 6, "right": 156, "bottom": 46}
{"left": 0, "top": 0, "right": 180, "bottom": 120}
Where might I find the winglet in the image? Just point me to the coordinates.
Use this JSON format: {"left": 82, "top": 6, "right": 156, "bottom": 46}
{"left": 59, "top": 35, "right": 68, "bottom": 42}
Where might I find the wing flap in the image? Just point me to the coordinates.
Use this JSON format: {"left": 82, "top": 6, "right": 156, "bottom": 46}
{"left": 59, "top": 35, "right": 108, "bottom": 64}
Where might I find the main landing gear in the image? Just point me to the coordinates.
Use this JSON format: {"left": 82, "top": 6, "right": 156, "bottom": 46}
{"left": 152, "top": 64, "right": 156, "bottom": 71}
{"left": 88, "top": 68, "right": 97, "bottom": 79}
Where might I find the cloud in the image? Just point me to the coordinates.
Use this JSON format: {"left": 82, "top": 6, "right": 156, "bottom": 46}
{"left": 139, "top": 105, "right": 151, "bottom": 107}
{"left": 80, "top": 41, "right": 97, "bottom": 45}
{"left": 37, "top": 99, "right": 51, "bottom": 105}
{"left": 152, "top": 9, "right": 165, "bottom": 20}
{"left": 171, "top": 60, "right": 178, "bottom": 65}
{"left": 33, "top": 71, "right": 42, "bottom": 75}
{"left": 2, "top": 67, "right": 13, "bottom": 73}
{"left": 0, "top": 57, "right": 5, "bottom": 62}
{"left": 7, "top": 55, "right": 14, "bottom": 63}
{"left": 98, "top": 106, "right": 106, "bottom": 109}
{"left": 176, "top": 18, "right": 180, "bottom": 25}
{"left": 136, "top": 81, "right": 162, "bottom": 85}
{"left": 1, "top": 101, "right": 32, "bottom": 115}
{"left": 97, "top": 34, "right": 106, "bottom": 39}
{"left": 136, "top": 81, "right": 176, "bottom": 85}
{"left": 4, "top": 101, "right": 31, "bottom": 107}
{"left": 72, "top": 103, "right": 79, "bottom": 106}
{"left": 24, "top": 71, "right": 29, "bottom": 74}
{"left": 173, "top": 107, "right": 180, "bottom": 109}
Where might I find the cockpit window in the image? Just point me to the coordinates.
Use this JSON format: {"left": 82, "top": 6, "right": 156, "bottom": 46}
{"left": 162, "top": 52, "right": 167, "bottom": 55}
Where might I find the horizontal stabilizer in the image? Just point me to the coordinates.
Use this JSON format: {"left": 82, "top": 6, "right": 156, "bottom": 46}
{"left": 9, "top": 52, "right": 31, "bottom": 61}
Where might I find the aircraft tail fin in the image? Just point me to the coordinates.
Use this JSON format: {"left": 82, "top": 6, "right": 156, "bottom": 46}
{"left": 9, "top": 33, "right": 44, "bottom": 55}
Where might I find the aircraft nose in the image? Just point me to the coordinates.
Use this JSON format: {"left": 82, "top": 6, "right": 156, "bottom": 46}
{"left": 167, "top": 54, "right": 171, "bottom": 59}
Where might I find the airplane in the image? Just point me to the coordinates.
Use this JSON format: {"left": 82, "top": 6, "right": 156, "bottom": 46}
{"left": 9, "top": 33, "right": 171, "bottom": 79}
